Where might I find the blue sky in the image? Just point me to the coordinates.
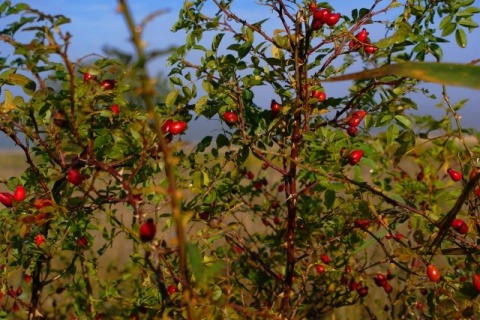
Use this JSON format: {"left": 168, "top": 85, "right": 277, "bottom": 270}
{"left": 1, "top": 1, "right": 480, "bottom": 148}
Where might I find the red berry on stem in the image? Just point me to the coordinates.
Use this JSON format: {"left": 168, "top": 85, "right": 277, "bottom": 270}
{"left": 162, "top": 119, "right": 173, "bottom": 134}
{"left": 35, "top": 234, "right": 46, "bottom": 247}
{"left": 13, "top": 185, "right": 26, "bottom": 201}
{"left": 451, "top": 219, "right": 468, "bottom": 234}
{"left": 353, "top": 110, "right": 367, "bottom": 119}
{"left": 0, "top": 192, "right": 13, "bottom": 207}
{"left": 364, "top": 45, "right": 378, "bottom": 55}
{"left": 427, "top": 264, "right": 440, "bottom": 282}
{"left": 470, "top": 167, "right": 480, "bottom": 180}
{"left": 472, "top": 274, "right": 480, "bottom": 292}
{"left": 356, "top": 28, "right": 369, "bottom": 42}
{"left": 77, "top": 235, "right": 89, "bottom": 246}
{"left": 68, "top": 169, "right": 83, "bottom": 186}
{"left": 24, "top": 274, "right": 32, "bottom": 282}
{"left": 383, "top": 284, "right": 393, "bottom": 294}
{"left": 348, "top": 150, "right": 364, "bottom": 166}
{"left": 326, "top": 13, "right": 340, "bottom": 26}
{"left": 270, "top": 99, "right": 281, "bottom": 112}
{"left": 169, "top": 121, "right": 187, "bottom": 135}
{"left": 309, "top": 2, "right": 317, "bottom": 13}
{"left": 223, "top": 111, "right": 238, "bottom": 124}
{"left": 110, "top": 105, "right": 119, "bottom": 115}
{"left": 83, "top": 73, "right": 97, "bottom": 82}
{"left": 100, "top": 79, "right": 115, "bottom": 90}
{"left": 139, "top": 218, "right": 157, "bottom": 242}
{"left": 314, "top": 8, "right": 331, "bottom": 24}
{"left": 273, "top": 216, "right": 281, "bottom": 225}
{"left": 34, "top": 199, "right": 53, "bottom": 209}
{"left": 311, "top": 90, "right": 326, "bottom": 102}
{"left": 357, "top": 286, "right": 368, "bottom": 297}
{"left": 316, "top": 265, "right": 325, "bottom": 274}
{"left": 347, "top": 116, "right": 362, "bottom": 127}
{"left": 311, "top": 19, "right": 323, "bottom": 31}
{"left": 447, "top": 168, "right": 462, "bottom": 181}
{"left": 167, "top": 285, "right": 177, "bottom": 295}
{"left": 320, "top": 253, "right": 330, "bottom": 265}
{"left": 347, "top": 126, "right": 359, "bottom": 137}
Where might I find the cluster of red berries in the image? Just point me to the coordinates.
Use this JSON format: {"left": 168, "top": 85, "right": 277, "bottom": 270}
{"left": 0, "top": 185, "right": 26, "bottom": 207}
{"left": 309, "top": 3, "right": 341, "bottom": 30}
{"left": 349, "top": 28, "right": 377, "bottom": 54}
{"left": 346, "top": 110, "right": 366, "bottom": 137}
{"left": 373, "top": 270, "right": 395, "bottom": 294}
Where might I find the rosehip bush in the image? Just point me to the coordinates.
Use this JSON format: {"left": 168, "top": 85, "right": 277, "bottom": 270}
{"left": 1, "top": 0, "right": 480, "bottom": 319}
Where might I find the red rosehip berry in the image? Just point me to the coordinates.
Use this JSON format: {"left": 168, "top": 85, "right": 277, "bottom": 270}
{"left": 451, "top": 219, "right": 468, "bottom": 234}
{"left": 13, "top": 185, "right": 26, "bottom": 201}
{"left": 347, "top": 116, "right": 362, "bottom": 127}
{"left": 35, "top": 234, "right": 46, "bottom": 247}
{"left": 110, "top": 105, "right": 119, "bottom": 115}
{"left": 348, "top": 150, "right": 364, "bottom": 166}
{"left": 0, "top": 192, "right": 13, "bottom": 207}
{"left": 316, "top": 265, "right": 325, "bottom": 274}
{"left": 353, "top": 110, "right": 367, "bottom": 119}
{"left": 326, "top": 13, "right": 340, "bottom": 26}
{"left": 320, "top": 253, "right": 330, "bottom": 265}
{"left": 83, "top": 73, "right": 97, "bottom": 82}
{"left": 273, "top": 216, "right": 281, "bottom": 225}
{"left": 364, "top": 45, "right": 378, "bottom": 55}
{"left": 347, "top": 126, "right": 359, "bottom": 137}
{"left": 77, "top": 235, "right": 89, "bottom": 246}
{"left": 357, "top": 286, "right": 369, "bottom": 297}
{"left": 311, "top": 19, "right": 323, "bottom": 31}
{"left": 100, "top": 79, "right": 115, "bottom": 90}
{"left": 311, "top": 90, "right": 326, "bottom": 102}
{"left": 427, "top": 264, "right": 440, "bottom": 282}
{"left": 356, "top": 28, "right": 369, "bottom": 42}
{"left": 169, "top": 121, "right": 187, "bottom": 135}
{"left": 68, "top": 169, "right": 83, "bottom": 186}
{"left": 447, "top": 168, "right": 462, "bottom": 181}
{"left": 472, "top": 274, "right": 480, "bottom": 292}
{"left": 167, "top": 285, "right": 177, "bottom": 295}
{"left": 223, "top": 111, "right": 238, "bottom": 124}
{"left": 314, "top": 8, "right": 331, "bottom": 24}
{"left": 34, "top": 199, "right": 53, "bottom": 209}
{"left": 309, "top": 2, "right": 317, "bottom": 13}
{"left": 270, "top": 99, "right": 281, "bottom": 112}
{"left": 139, "top": 219, "right": 157, "bottom": 242}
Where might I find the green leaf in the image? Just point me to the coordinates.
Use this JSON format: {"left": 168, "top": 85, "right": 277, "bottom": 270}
{"left": 457, "top": 19, "right": 479, "bottom": 28}
{"left": 165, "top": 89, "right": 178, "bottom": 108}
{"left": 212, "top": 33, "right": 224, "bottom": 51}
{"left": 455, "top": 28, "right": 467, "bottom": 48}
{"left": 197, "top": 136, "right": 212, "bottom": 152}
{"left": 195, "top": 96, "right": 208, "bottom": 114}
{"left": 187, "top": 243, "right": 204, "bottom": 284}
{"left": 386, "top": 124, "right": 399, "bottom": 146}
{"left": 325, "top": 189, "right": 335, "bottom": 209}
{"left": 216, "top": 134, "right": 230, "bottom": 149}
{"left": 8, "top": 74, "right": 36, "bottom": 95}
{"left": 441, "top": 22, "right": 456, "bottom": 37}
{"left": 395, "top": 115, "right": 412, "bottom": 129}
{"left": 325, "top": 62, "right": 480, "bottom": 90}
{"left": 375, "top": 21, "right": 411, "bottom": 48}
